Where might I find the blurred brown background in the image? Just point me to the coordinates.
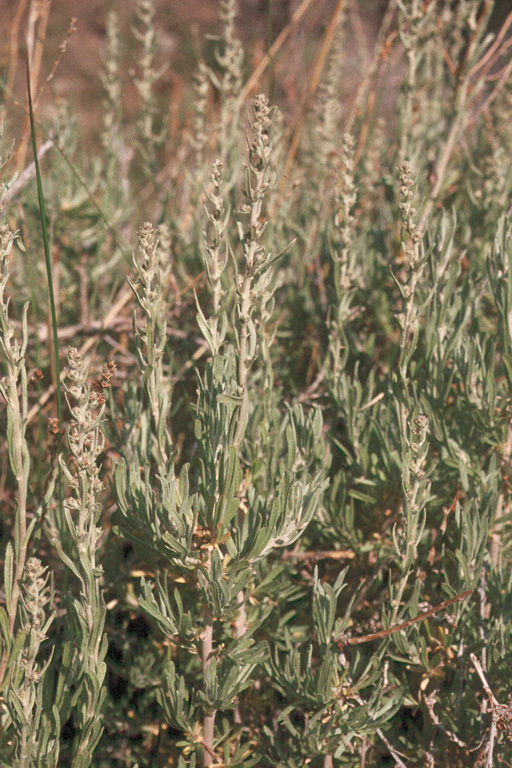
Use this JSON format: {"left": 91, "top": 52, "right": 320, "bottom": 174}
{"left": 0, "top": 0, "right": 390, "bottom": 149}
{"left": 1, "top": 0, "right": 511, "bottom": 152}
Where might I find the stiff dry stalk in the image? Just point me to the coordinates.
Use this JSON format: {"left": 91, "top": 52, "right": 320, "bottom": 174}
{"left": 278, "top": 0, "right": 346, "bottom": 196}
{"left": 15, "top": 0, "right": 52, "bottom": 172}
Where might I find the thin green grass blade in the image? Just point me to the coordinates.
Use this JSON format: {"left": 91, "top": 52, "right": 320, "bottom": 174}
{"left": 25, "top": 52, "right": 62, "bottom": 430}
{"left": 25, "top": 51, "right": 64, "bottom": 516}
{"left": 0, "top": 78, "right": 131, "bottom": 264}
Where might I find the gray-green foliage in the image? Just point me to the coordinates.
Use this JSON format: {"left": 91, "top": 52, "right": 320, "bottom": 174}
{"left": 1, "top": 0, "right": 512, "bottom": 766}
{"left": 114, "top": 93, "right": 327, "bottom": 764}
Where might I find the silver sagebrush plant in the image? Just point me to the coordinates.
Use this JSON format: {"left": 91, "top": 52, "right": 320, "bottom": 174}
{"left": 0, "top": 225, "right": 59, "bottom": 768}
{"left": 56, "top": 348, "right": 111, "bottom": 768}
{"left": 131, "top": 0, "right": 166, "bottom": 178}
{"left": 1, "top": 1, "right": 512, "bottom": 765}
{"left": 115, "top": 94, "right": 327, "bottom": 766}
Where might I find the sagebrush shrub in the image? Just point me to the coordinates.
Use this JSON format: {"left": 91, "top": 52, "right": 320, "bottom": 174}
{"left": 1, "top": 1, "right": 512, "bottom": 766}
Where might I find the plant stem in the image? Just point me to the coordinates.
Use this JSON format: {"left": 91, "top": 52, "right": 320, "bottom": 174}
{"left": 202, "top": 552, "right": 216, "bottom": 766}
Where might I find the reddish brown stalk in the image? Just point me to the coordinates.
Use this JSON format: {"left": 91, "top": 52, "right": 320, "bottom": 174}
{"left": 484, "top": 45, "right": 512, "bottom": 80}
{"left": 470, "top": 53, "right": 512, "bottom": 124}
{"left": 241, "top": 0, "right": 317, "bottom": 99}
{"left": 10, "top": 13, "right": 76, "bottom": 177}
{"left": 283, "top": 549, "right": 355, "bottom": 562}
{"left": 346, "top": 0, "right": 398, "bottom": 135}
{"left": 455, "top": 0, "right": 493, "bottom": 80}
{"left": 336, "top": 589, "right": 474, "bottom": 648}
{"left": 417, "top": 0, "right": 495, "bottom": 234}
{"left": 15, "top": 0, "right": 52, "bottom": 171}
{"left": 469, "top": 9, "right": 512, "bottom": 78}
{"left": 441, "top": 44, "right": 457, "bottom": 77}
{"left": 6, "top": 0, "right": 29, "bottom": 93}
{"left": 278, "top": 0, "right": 347, "bottom": 195}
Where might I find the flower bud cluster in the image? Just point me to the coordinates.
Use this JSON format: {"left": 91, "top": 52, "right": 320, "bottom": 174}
{"left": 409, "top": 414, "right": 429, "bottom": 479}
{"left": 398, "top": 161, "right": 420, "bottom": 268}
{"left": 237, "top": 95, "right": 276, "bottom": 274}
{"left": 249, "top": 94, "right": 274, "bottom": 171}
{"left": 333, "top": 132, "right": 357, "bottom": 268}
{"left": 398, "top": 0, "right": 436, "bottom": 52}
{"left": 402, "top": 412, "right": 431, "bottom": 518}
{"left": 64, "top": 348, "right": 108, "bottom": 531}
{"left": 217, "top": 0, "right": 244, "bottom": 99}
{"left": 190, "top": 63, "right": 210, "bottom": 161}
{"left": 0, "top": 225, "right": 17, "bottom": 308}
{"left": 0, "top": 224, "right": 28, "bottom": 436}
{"left": 203, "top": 159, "right": 229, "bottom": 335}
{"left": 9, "top": 558, "right": 55, "bottom": 732}
{"left": 130, "top": 222, "right": 167, "bottom": 329}
{"left": 101, "top": 11, "right": 121, "bottom": 154}
{"left": 22, "top": 558, "right": 52, "bottom": 635}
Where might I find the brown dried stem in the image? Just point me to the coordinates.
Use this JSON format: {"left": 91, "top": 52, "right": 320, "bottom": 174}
{"left": 337, "top": 589, "right": 474, "bottom": 648}
{"left": 278, "top": 0, "right": 347, "bottom": 194}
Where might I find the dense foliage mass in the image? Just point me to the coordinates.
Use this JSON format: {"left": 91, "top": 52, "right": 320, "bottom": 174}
{"left": 1, "top": 0, "right": 512, "bottom": 766}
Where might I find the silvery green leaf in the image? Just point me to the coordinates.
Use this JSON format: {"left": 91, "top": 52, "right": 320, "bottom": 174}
{"left": 253, "top": 238, "right": 295, "bottom": 279}
{"left": 0, "top": 606, "right": 10, "bottom": 658}
{"left": 218, "top": 309, "right": 228, "bottom": 345}
{"left": 203, "top": 656, "right": 219, "bottom": 707}
{"left": 6, "top": 628, "right": 27, "bottom": 671}
{"left": 196, "top": 302, "right": 215, "bottom": 354}
{"left": 217, "top": 393, "right": 244, "bottom": 406}
{"left": 246, "top": 317, "right": 257, "bottom": 362}
{"left": 159, "top": 661, "right": 196, "bottom": 731}
{"left": 139, "top": 575, "right": 178, "bottom": 636}
{"left": 313, "top": 569, "right": 337, "bottom": 647}
{"left": 217, "top": 659, "right": 255, "bottom": 709}
{"left": 3, "top": 542, "right": 13, "bottom": 616}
